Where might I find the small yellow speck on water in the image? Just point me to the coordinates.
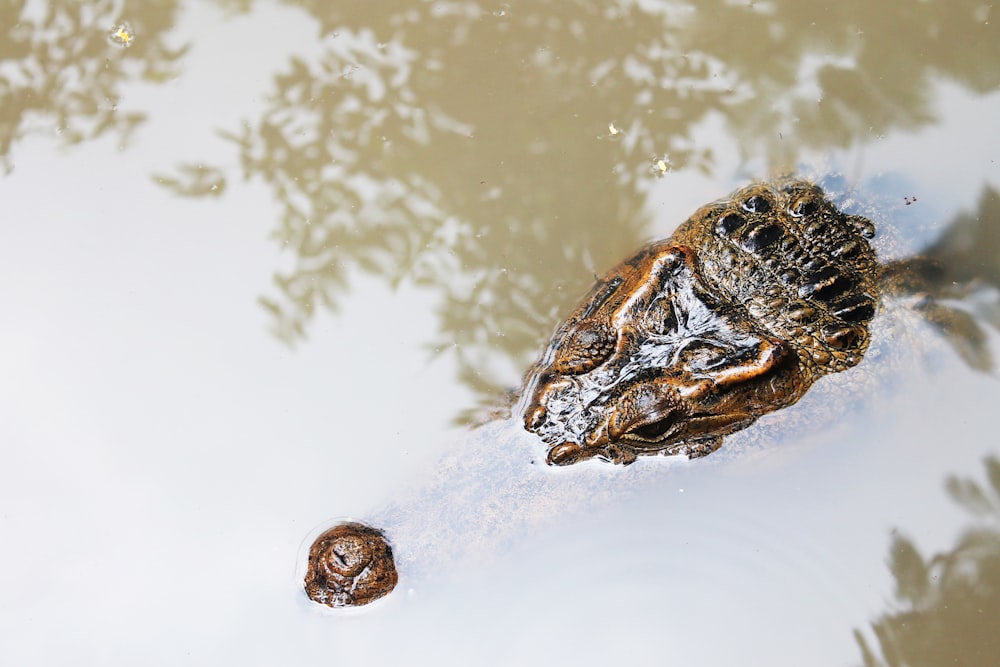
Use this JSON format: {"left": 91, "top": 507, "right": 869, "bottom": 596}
{"left": 608, "top": 122, "right": 621, "bottom": 136}
{"left": 651, "top": 156, "right": 670, "bottom": 177}
{"left": 110, "top": 23, "right": 134, "bottom": 47}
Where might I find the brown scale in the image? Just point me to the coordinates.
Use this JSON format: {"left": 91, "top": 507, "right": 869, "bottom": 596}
{"left": 521, "top": 179, "right": 879, "bottom": 466}
{"left": 671, "top": 180, "right": 878, "bottom": 372}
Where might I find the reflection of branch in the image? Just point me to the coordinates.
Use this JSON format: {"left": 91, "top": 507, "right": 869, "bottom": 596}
{"left": 856, "top": 457, "right": 1000, "bottom": 667}
{"left": 0, "top": 0, "right": 188, "bottom": 173}
{"left": 153, "top": 164, "right": 226, "bottom": 197}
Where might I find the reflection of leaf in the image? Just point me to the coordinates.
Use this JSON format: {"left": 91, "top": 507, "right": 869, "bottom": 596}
{"left": 214, "top": 0, "right": 254, "bottom": 14}
{"left": 258, "top": 296, "right": 307, "bottom": 343}
{"left": 141, "top": 47, "right": 190, "bottom": 83}
{"left": 987, "top": 457, "right": 1000, "bottom": 500}
{"left": 950, "top": 526, "right": 1000, "bottom": 559}
{"left": 921, "top": 186, "right": 1000, "bottom": 293}
{"left": 854, "top": 629, "right": 881, "bottom": 667}
{"left": 887, "top": 534, "right": 929, "bottom": 605}
{"left": 945, "top": 475, "right": 998, "bottom": 518}
{"left": 153, "top": 163, "right": 227, "bottom": 197}
{"left": 918, "top": 302, "right": 994, "bottom": 373}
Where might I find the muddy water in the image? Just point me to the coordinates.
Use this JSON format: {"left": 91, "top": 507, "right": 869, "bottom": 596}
{"left": 2, "top": 1, "right": 999, "bottom": 665}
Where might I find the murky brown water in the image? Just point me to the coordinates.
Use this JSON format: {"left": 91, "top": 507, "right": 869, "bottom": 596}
{"left": 2, "top": 1, "right": 999, "bottom": 665}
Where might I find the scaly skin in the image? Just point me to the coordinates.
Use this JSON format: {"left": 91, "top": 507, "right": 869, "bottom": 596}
{"left": 521, "top": 179, "right": 879, "bottom": 466}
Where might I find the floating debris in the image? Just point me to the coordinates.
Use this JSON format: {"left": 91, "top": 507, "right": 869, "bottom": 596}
{"left": 108, "top": 22, "right": 135, "bottom": 48}
{"left": 650, "top": 155, "right": 670, "bottom": 177}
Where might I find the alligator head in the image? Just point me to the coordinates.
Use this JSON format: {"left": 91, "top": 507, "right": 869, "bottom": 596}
{"left": 521, "top": 180, "right": 879, "bottom": 465}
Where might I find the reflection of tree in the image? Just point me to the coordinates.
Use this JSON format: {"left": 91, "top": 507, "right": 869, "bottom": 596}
{"left": 160, "top": 1, "right": 999, "bottom": 413}
{"left": 855, "top": 456, "right": 1000, "bottom": 667}
{"left": 1, "top": 0, "right": 187, "bottom": 173}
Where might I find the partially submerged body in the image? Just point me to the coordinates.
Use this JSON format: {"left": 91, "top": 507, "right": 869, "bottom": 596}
{"left": 305, "top": 178, "right": 999, "bottom": 608}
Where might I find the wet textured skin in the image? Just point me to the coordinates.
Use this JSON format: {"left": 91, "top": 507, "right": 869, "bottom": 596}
{"left": 521, "top": 179, "right": 879, "bottom": 466}
{"left": 304, "top": 522, "right": 398, "bottom": 608}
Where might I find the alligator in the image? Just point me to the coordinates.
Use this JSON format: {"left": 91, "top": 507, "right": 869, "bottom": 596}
{"left": 303, "top": 178, "right": 999, "bottom": 608}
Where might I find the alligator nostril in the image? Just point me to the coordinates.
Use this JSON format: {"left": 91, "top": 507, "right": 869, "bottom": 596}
{"left": 527, "top": 406, "right": 547, "bottom": 430}
{"left": 547, "top": 442, "right": 583, "bottom": 466}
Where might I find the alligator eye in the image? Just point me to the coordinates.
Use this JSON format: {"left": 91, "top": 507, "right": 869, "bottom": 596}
{"left": 304, "top": 522, "right": 398, "bottom": 608}
{"left": 629, "top": 419, "right": 675, "bottom": 441}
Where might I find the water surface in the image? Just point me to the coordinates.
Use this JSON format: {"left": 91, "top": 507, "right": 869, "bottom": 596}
{"left": 2, "top": 1, "right": 999, "bottom": 665}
